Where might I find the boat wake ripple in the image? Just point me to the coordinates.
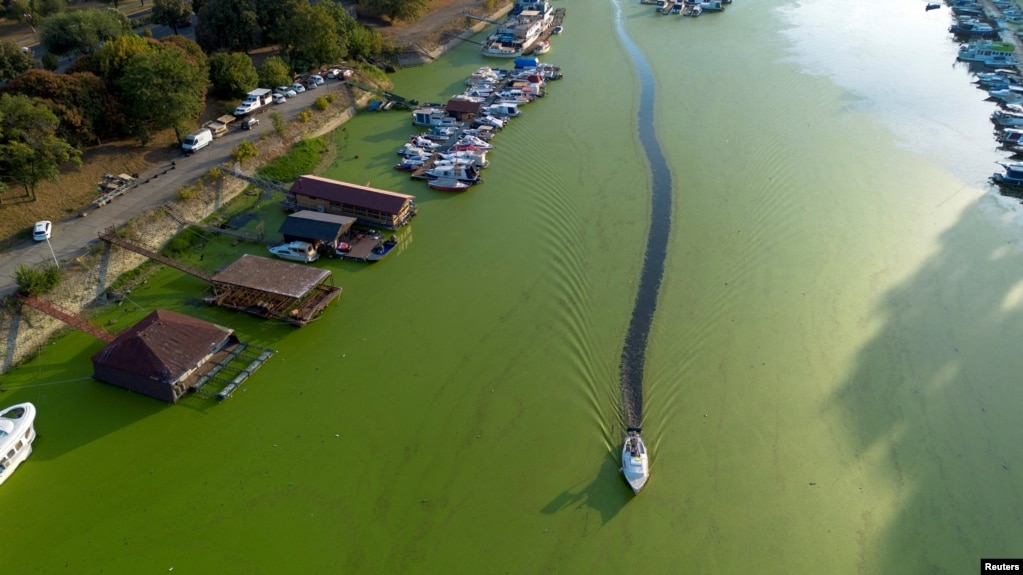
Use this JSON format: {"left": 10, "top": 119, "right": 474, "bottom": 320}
{"left": 612, "top": 0, "right": 673, "bottom": 429}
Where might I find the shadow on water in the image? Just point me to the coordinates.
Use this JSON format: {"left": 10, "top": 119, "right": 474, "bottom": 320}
{"left": 612, "top": 0, "right": 674, "bottom": 428}
{"left": 541, "top": 451, "right": 632, "bottom": 527}
{"left": 829, "top": 201, "right": 1023, "bottom": 572}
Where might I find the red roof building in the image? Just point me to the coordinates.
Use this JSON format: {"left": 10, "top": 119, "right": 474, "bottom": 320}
{"left": 91, "top": 309, "right": 238, "bottom": 403}
{"left": 287, "top": 175, "right": 417, "bottom": 230}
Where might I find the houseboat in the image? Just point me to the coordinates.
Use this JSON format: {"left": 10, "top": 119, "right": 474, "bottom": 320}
{"left": 481, "top": 0, "right": 555, "bottom": 58}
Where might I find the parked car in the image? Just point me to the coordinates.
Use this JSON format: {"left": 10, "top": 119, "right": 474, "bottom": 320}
{"left": 325, "top": 68, "right": 342, "bottom": 79}
{"left": 290, "top": 83, "right": 306, "bottom": 93}
{"left": 308, "top": 74, "right": 325, "bottom": 86}
{"left": 32, "top": 220, "right": 51, "bottom": 241}
{"left": 241, "top": 117, "right": 260, "bottom": 130}
{"left": 272, "top": 93, "right": 286, "bottom": 104}
{"left": 304, "top": 78, "right": 318, "bottom": 89}
{"left": 275, "top": 86, "right": 297, "bottom": 98}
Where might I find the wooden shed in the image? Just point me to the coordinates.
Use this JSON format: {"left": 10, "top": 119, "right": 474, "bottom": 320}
{"left": 206, "top": 254, "right": 341, "bottom": 326}
{"left": 278, "top": 210, "right": 357, "bottom": 248}
{"left": 286, "top": 175, "right": 417, "bottom": 230}
{"left": 91, "top": 309, "right": 238, "bottom": 403}
{"left": 446, "top": 97, "right": 483, "bottom": 121}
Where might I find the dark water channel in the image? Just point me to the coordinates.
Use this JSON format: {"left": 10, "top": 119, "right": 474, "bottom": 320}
{"left": 614, "top": 4, "right": 673, "bottom": 429}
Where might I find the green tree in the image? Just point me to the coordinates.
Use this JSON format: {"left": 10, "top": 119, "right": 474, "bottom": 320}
{"left": 40, "top": 52, "right": 59, "bottom": 71}
{"left": 90, "top": 34, "right": 152, "bottom": 84}
{"left": 40, "top": 9, "right": 132, "bottom": 57}
{"left": 358, "top": 0, "right": 429, "bottom": 23}
{"left": 252, "top": 0, "right": 302, "bottom": 45}
{"left": 279, "top": 4, "right": 345, "bottom": 71}
{"left": 208, "top": 51, "right": 258, "bottom": 98}
{"left": 195, "top": 0, "right": 261, "bottom": 54}
{"left": 0, "top": 40, "right": 35, "bottom": 82}
{"left": 152, "top": 0, "right": 193, "bottom": 35}
{"left": 257, "top": 55, "right": 291, "bottom": 89}
{"left": 231, "top": 140, "right": 257, "bottom": 163}
{"left": 0, "top": 94, "right": 82, "bottom": 200}
{"left": 118, "top": 42, "right": 208, "bottom": 145}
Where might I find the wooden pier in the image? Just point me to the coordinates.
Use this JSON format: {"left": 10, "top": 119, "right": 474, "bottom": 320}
{"left": 99, "top": 226, "right": 213, "bottom": 281}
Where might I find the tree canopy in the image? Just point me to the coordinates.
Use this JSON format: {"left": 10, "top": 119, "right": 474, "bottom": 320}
{"left": 0, "top": 40, "right": 35, "bottom": 82}
{"left": 40, "top": 9, "right": 133, "bottom": 57}
{"left": 208, "top": 51, "right": 258, "bottom": 98}
{"left": 152, "top": 0, "right": 194, "bottom": 35}
{"left": 3, "top": 70, "right": 124, "bottom": 147}
{"left": 117, "top": 39, "right": 208, "bottom": 144}
{"left": 0, "top": 93, "right": 82, "bottom": 199}
{"left": 257, "top": 55, "right": 291, "bottom": 89}
{"left": 278, "top": 4, "right": 346, "bottom": 72}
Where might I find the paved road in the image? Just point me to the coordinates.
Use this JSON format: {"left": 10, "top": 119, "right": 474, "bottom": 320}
{"left": 0, "top": 84, "right": 343, "bottom": 296}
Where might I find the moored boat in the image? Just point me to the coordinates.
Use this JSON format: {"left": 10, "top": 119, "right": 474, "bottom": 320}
{"left": 268, "top": 241, "right": 319, "bottom": 263}
{"left": 992, "top": 162, "right": 1023, "bottom": 187}
{"left": 621, "top": 427, "right": 649, "bottom": 493}
{"left": 0, "top": 402, "right": 37, "bottom": 486}
{"left": 428, "top": 177, "right": 472, "bottom": 192}
{"left": 533, "top": 39, "right": 551, "bottom": 55}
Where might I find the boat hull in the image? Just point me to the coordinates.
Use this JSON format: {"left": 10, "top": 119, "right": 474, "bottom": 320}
{"left": 621, "top": 430, "right": 650, "bottom": 493}
{"left": 0, "top": 403, "right": 37, "bottom": 486}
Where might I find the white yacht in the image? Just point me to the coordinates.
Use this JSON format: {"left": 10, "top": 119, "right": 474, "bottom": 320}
{"left": 621, "top": 427, "right": 649, "bottom": 493}
{"left": 268, "top": 241, "right": 319, "bottom": 263}
{"left": 0, "top": 402, "right": 37, "bottom": 486}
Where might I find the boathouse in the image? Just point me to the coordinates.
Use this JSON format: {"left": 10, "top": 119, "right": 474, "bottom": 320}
{"left": 446, "top": 98, "right": 483, "bottom": 122}
{"left": 91, "top": 309, "right": 238, "bottom": 403}
{"left": 278, "top": 210, "right": 357, "bottom": 248}
{"left": 206, "top": 254, "right": 341, "bottom": 326}
{"left": 286, "top": 175, "right": 417, "bottom": 230}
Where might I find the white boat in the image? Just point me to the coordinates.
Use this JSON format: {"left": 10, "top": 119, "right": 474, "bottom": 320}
{"left": 993, "top": 162, "right": 1023, "bottom": 187}
{"left": 0, "top": 403, "right": 37, "bottom": 486}
{"left": 411, "top": 106, "right": 461, "bottom": 128}
{"left": 482, "top": 1, "right": 555, "bottom": 58}
{"left": 621, "top": 428, "right": 649, "bottom": 493}
{"left": 958, "top": 41, "right": 1017, "bottom": 67}
{"left": 424, "top": 164, "right": 482, "bottom": 184}
{"left": 268, "top": 241, "right": 319, "bottom": 263}
{"left": 992, "top": 109, "right": 1023, "bottom": 127}
{"left": 428, "top": 177, "right": 471, "bottom": 192}
{"left": 533, "top": 40, "right": 551, "bottom": 55}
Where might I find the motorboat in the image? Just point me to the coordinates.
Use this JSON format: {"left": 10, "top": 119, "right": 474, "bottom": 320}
{"left": 926, "top": 2, "right": 941, "bottom": 10}
{"left": 533, "top": 40, "right": 551, "bottom": 55}
{"left": 428, "top": 177, "right": 471, "bottom": 192}
{"left": 958, "top": 41, "right": 1017, "bottom": 67}
{"left": 992, "top": 109, "right": 1023, "bottom": 127}
{"left": 699, "top": 1, "right": 725, "bottom": 12}
{"left": 992, "top": 162, "right": 1023, "bottom": 187}
{"left": 0, "top": 403, "right": 37, "bottom": 486}
{"left": 453, "top": 135, "right": 494, "bottom": 149}
{"left": 408, "top": 135, "right": 442, "bottom": 150}
{"left": 268, "top": 241, "right": 319, "bottom": 263}
{"left": 424, "top": 164, "right": 481, "bottom": 184}
{"left": 411, "top": 106, "right": 461, "bottom": 128}
{"left": 552, "top": 25, "right": 564, "bottom": 34}
{"left": 366, "top": 236, "right": 399, "bottom": 262}
{"left": 998, "top": 128, "right": 1023, "bottom": 146}
{"left": 621, "top": 427, "right": 649, "bottom": 493}
{"left": 949, "top": 17, "right": 997, "bottom": 37}
{"left": 682, "top": 3, "right": 703, "bottom": 16}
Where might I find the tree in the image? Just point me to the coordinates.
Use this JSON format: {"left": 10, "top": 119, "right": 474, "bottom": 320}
{"left": 90, "top": 34, "right": 152, "bottom": 84}
{"left": 195, "top": 0, "right": 261, "bottom": 54}
{"left": 40, "top": 9, "right": 133, "bottom": 57}
{"left": 152, "top": 0, "right": 193, "bottom": 35}
{"left": 251, "top": 0, "right": 302, "bottom": 46}
{"left": 117, "top": 41, "right": 207, "bottom": 144}
{"left": 279, "top": 4, "right": 345, "bottom": 71}
{"left": 358, "top": 0, "right": 429, "bottom": 23}
{"left": 208, "top": 51, "right": 258, "bottom": 98}
{"left": 257, "top": 55, "right": 290, "bottom": 90}
{"left": 0, "top": 93, "right": 82, "bottom": 200}
{"left": 4, "top": 70, "right": 125, "bottom": 146}
{"left": 0, "top": 40, "right": 35, "bottom": 82}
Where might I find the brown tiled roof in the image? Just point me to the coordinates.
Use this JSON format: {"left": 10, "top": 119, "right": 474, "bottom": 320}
{"left": 211, "top": 254, "right": 330, "bottom": 298}
{"left": 289, "top": 175, "right": 414, "bottom": 215}
{"left": 92, "top": 309, "right": 233, "bottom": 384}
{"left": 447, "top": 98, "right": 482, "bottom": 114}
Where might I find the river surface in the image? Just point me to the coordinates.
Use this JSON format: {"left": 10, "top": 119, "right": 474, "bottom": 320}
{"left": 5, "top": 0, "right": 1023, "bottom": 572}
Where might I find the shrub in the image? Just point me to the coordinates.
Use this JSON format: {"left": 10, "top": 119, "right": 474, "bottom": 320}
{"left": 162, "top": 227, "right": 204, "bottom": 257}
{"left": 299, "top": 110, "right": 312, "bottom": 123}
{"left": 15, "top": 264, "right": 62, "bottom": 296}
{"left": 314, "top": 96, "right": 329, "bottom": 111}
{"left": 232, "top": 141, "right": 258, "bottom": 164}
{"left": 270, "top": 111, "right": 284, "bottom": 134}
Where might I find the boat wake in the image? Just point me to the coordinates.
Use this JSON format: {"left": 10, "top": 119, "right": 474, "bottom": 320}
{"left": 612, "top": 0, "right": 674, "bottom": 432}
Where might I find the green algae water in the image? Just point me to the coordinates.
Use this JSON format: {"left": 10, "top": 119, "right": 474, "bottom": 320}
{"left": 5, "top": 0, "right": 1023, "bottom": 572}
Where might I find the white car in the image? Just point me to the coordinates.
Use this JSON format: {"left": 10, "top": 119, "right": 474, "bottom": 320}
{"left": 32, "top": 220, "right": 52, "bottom": 241}
{"left": 309, "top": 74, "right": 325, "bottom": 86}
{"left": 290, "top": 83, "right": 306, "bottom": 94}
{"left": 275, "top": 86, "right": 297, "bottom": 98}
{"left": 272, "top": 93, "right": 286, "bottom": 104}
{"left": 325, "top": 68, "right": 342, "bottom": 79}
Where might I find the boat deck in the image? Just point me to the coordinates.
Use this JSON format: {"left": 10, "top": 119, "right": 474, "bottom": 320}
{"left": 339, "top": 232, "right": 382, "bottom": 262}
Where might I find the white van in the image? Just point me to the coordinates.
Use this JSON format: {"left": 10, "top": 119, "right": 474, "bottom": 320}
{"left": 182, "top": 128, "right": 213, "bottom": 155}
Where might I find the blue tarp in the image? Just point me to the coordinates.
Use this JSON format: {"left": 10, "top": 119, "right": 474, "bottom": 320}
{"left": 514, "top": 57, "right": 539, "bottom": 69}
